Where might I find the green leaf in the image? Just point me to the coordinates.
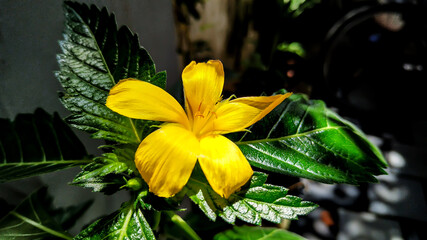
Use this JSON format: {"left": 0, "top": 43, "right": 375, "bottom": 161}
{"left": 277, "top": 42, "right": 306, "bottom": 58}
{"left": 72, "top": 173, "right": 127, "bottom": 195}
{"left": 53, "top": 199, "right": 93, "bottom": 231}
{"left": 0, "top": 108, "right": 89, "bottom": 183}
{"left": 74, "top": 202, "right": 155, "bottom": 240}
{"left": 234, "top": 91, "right": 387, "bottom": 184}
{"left": 214, "top": 225, "right": 306, "bottom": 240}
{"left": 0, "top": 188, "right": 72, "bottom": 240}
{"left": 282, "top": 0, "right": 321, "bottom": 18}
{"left": 56, "top": 2, "right": 164, "bottom": 144}
{"left": 74, "top": 153, "right": 129, "bottom": 182}
{"left": 184, "top": 168, "right": 317, "bottom": 225}
{"left": 71, "top": 147, "right": 139, "bottom": 194}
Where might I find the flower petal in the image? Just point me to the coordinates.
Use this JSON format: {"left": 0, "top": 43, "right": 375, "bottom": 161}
{"left": 206, "top": 93, "right": 292, "bottom": 135}
{"left": 182, "top": 60, "right": 224, "bottom": 120}
{"left": 135, "top": 123, "right": 199, "bottom": 197}
{"left": 106, "top": 79, "right": 189, "bottom": 128}
{"left": 198, "top": 134, "right": 253, "bottom": 198}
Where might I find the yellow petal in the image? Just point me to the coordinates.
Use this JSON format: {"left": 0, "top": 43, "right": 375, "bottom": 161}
{"left": 206, "top": 93, "right": 292, "bottom": 135}
{"left": 106, "top": 79, "right": 190, "bottom": 128}
{"left": 182, "top": 60, "right": 224, "bottom": 120}
{"left": 135, "top": 123, "right": 199, "bottom": 197}
{"left": 198, "top": 134, "right": 253, "bottom": 198}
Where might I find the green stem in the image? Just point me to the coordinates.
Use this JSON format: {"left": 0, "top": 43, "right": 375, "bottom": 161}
{"left": 152, "top": 210, "right": 161, "bottom": 231}
{"left": 165, "top": 211, "right": 201, "bottom": 240}
{"left": 10, "top": 211, "right": 72, "bottom": 240}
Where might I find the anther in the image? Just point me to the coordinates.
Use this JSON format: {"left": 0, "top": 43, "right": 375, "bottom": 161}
{"left": 195, "top": 112, "right": 204, "bottom": 118}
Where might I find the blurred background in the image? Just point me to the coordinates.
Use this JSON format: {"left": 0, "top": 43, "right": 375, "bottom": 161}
{"left": 1, "top": 0, "right": 426, "bottom": 239}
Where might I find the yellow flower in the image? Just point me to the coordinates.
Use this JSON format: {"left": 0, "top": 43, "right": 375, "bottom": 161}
{"left": 106, "top": 60, "right": 291, "bottom": 198}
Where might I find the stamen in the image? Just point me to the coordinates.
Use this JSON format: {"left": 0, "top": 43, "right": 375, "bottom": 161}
{"left": 195, "top": 113, "right": 204, "bottom": 118}
{"left": 211, "top": 111, "right": 218, "bottom": 119}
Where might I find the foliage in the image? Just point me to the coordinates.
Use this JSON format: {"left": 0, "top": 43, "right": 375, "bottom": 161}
{"left": 57, "top": 1, "right": 164, "bottom": 144}
{"left": 234, "top": 91, "right": 387, "bottom": 185}
{"left": 186, "top": 168, "right": 317, "bottom": 225}
{"left": 73, "top": 202, "right": 155, "bottom": 240}
{"left": 283, "top": 0, "right": 321, "bottom": 17}
{"left": 0, "top": 187, "right": 90, "bottom": 240}
{"left": 0, "top": 108, "right": 89, "bottom": 183}
{"left": 214, "top": 225, "right": 306, "bottom": 240}
{"left": 277, "top": 42, "right": 306, "bottom": 58}
{"left": 0, "top": 1, "right": 387, "bottom": 239}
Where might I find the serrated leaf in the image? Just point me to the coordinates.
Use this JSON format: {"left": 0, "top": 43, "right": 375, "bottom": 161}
{"left": 71, "top": 147, "right": 139, "bottom": 194}
{"left": 184, "top": 168, "right": 317, "bottom": 225}
{"left": 71, "top": 173, "right": 127, "bottom": 195}
{"left": 56, "top": 2, "right": 164, "bottom": 144}
{"left": 233, "top": 91, "right": 387, "bottom": 184}
{"left": 0, "top": 188, "right": 72, "bottom": 240}
{"left": 214, "top": 225, "right": 306, "bottom": 240}
{"left": 74, "top": 202, "right": 155, "bottom": 240}
{"left": 0, "top": 108, "right": 89, "bottom": 183}
{"left": 74, "top": 153, "right": 129, "bottom": 182}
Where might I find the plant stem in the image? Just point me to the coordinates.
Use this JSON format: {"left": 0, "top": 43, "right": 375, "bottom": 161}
{"left": 152, "top": 210, "right": 161, "bottom": 231}
{"left": 165, "top": 211, "right": 202, "bottom": 240}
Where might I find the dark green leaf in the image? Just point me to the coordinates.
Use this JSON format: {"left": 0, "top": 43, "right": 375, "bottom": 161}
{"left": 53, "top": 200, "right": 93, "bottom": 231}
{"left": 214, "top": 225, "right": 306, "bottom": 240}
{"left": 184, "top": 168, "right": 317, "bottom": 225}
{"left": 234, "top": 91, "right": 387, "bottom": 184}
{"left": 74, "top": 153, "right": 129, "bottom": 182}
{"left": 71, "top": 147, "right": 139, "bottom": 194}
{"left": 74, "top": 202, "right": 155, "bottom": 240}
{"left": 71, "top": 173, "right": 127, "bottom": 195}
{"left": 57, "top": 2, "right": 163, "bottom": 144}
{"left": 0, "top": 188, "right": 72, "bottom": 240}
{"left": 0, "top": 108, "right": 89, "bottom": 183}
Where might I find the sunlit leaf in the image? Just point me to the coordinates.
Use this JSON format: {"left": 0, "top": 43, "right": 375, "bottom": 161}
{"left": 71, "top": 147, "right": 139, "bottom": 194}
{"left": 184, "top": 167, "right": 317, "bottom": 225}
{"left": 233, "top": 91, "right": 387, "bottom": 184}
{"left": 74, "top": 202, "right": 155, "bottom": 240}
{"left": 56, "top": 2, "right": 164, "bottom": 144}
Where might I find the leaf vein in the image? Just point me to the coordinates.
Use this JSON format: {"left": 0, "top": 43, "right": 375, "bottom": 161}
{"left": 266, "top": 99, "right": 294, "bottom": 139}
{"left": 237, "top": 126, "right": 345, "bottom": 145}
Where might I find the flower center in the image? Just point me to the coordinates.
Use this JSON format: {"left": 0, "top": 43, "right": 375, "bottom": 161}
{"left": 191, "top": 104, "right": 218, "bottom": 138}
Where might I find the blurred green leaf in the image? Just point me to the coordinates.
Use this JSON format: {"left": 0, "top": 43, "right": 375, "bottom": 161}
{"left": 277, "top": 42, "right": 306, "bottom": 57}
{"left": 56, "top": 2, "right": 164, "bottom": 144}
{"left": 52, "top": 200, "right": 93, "bottom": 231}
{"left": 184, "top": 168, "right": 317, "bottom": 225}
{"left": 283, "top": 0, "right": 321, "bottom": 17}
{"left": 0, "top": 188, "right": 72, "bottom": 240}
{"left": 214, "top": 225, "right": 306, "bottom": 240}
{"left": 0, "top": 108, "right": 89, "bottom": 183}
{"left": 74, "top": 201, "right": 155, "bottom": 240}
{"left": 234, "top": 91, "right": 387, "bottom": 184}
